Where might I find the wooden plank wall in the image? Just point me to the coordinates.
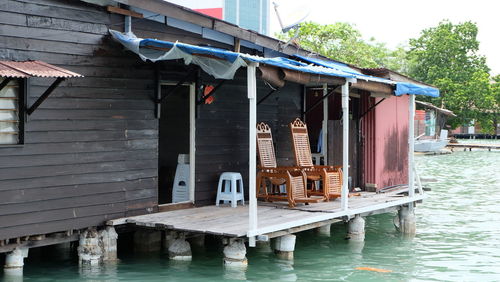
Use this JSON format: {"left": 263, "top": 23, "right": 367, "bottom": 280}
{"left": 195, "top": 70, "right": 302, "bottom": 206}
{"left": 327, "top": 120, "right": 359, "bottom": 188}
{"left": 0, "top": 0, "right": 304, "bottom": 238}
{"left": 0, "top": 0, "right": 159, "bottom": 240}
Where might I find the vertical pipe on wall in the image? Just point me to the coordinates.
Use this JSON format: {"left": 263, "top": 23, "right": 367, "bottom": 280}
{"left": 189, "top": 83, "right": 196, "bottom": 203}
{"left": 124, "top": 15, "right": 131, "bottom": 34}
{"left": 322, "top": 83, "right": 328, "bottom": 165}
{"left": 341, "top": 82, "right": 349, "bottom": 210}
{"left": 247, "top": 63, "right": 258, "bottom": 247}
{"left": 408, "top": 94, "right": 415, "bottom": 208}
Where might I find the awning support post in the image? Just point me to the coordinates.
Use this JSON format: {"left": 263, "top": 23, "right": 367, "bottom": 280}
{"left": 27, "top": 77, "right": 65, "bottom": 116}
{"left": 408, "top": 94, "right": 415, "bottom": 210}
{"left": 247, "top": 63, "right": 258, "bottom": 247}
{"left": 341, "top": 81, "right": 349, "bottom": 211}
{"left": 322, "top": 83, "right": 328, "bottom": 164}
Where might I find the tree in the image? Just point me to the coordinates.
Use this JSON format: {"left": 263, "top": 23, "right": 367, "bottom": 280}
{"left": 277, "top": 22, "right": 407, "bottom": 72}
{"left": 407, "top": 20, "right": 494, "bottom": 129}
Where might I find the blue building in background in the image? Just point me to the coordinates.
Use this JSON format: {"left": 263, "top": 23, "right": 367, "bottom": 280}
{"left": 224, "top": 0, "right": 270, "bottom": 35}
{"left": 168, "top": 0, "right": 270, "bottom": 35}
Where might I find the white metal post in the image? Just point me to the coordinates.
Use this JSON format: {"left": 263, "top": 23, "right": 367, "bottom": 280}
{"left": 341, "top": 82, "right": 349, "bottom": 210}
{"left": 408, "top": 94, "right": 415, "bottom": 207}
{"left": 247, "top": 63, "right": 258, "bottom": 247}
{"left": 322, "top": 83, "right": 328, "bottom": 164}
{"left": 189, "top": 83, "right": 196, "bottom": 202}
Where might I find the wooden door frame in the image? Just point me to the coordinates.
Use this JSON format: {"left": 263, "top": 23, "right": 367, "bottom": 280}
{"left": 157, "top": 82, "right": 196, "bottom": 210}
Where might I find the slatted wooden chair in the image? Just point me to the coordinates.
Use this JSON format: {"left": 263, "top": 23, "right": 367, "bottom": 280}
{"left": 256, "top": 122, "right": 322, "bottom": 207}
{"left": 289, "top": 118, "right": 343, "bottom": 201}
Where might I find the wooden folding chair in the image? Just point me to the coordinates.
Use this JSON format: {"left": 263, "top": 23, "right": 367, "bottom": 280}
{"left": 256, "top": 122, "right": 322, "bottom": 207}
{"left": 290, "top": 118, "right": 343, "bottom": 200}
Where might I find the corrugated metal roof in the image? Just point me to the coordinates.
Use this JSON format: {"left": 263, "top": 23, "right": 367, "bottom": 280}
{"left": 0, "top": 61, "right": 83, "bottom": 78}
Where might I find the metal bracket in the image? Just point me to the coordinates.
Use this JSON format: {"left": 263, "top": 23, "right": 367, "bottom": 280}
{"left": 303, "top": 85, "right": 341, "bottom": 116}
{"left": 27, "top": 77, "right": 65, "bottom": 115}
{"left": 257, "top": 88, "right": 278, "bottom": 105}
{"left": 197, "top": 80, "right": 226, "bottom": 105}
{"left": 359, "top": 98, "right": 386, "bottom": 119}
{"left": 0, "top": 77, "right": 12, "bottom": 92}
{"left": 156, "top": 71, "right": 195, "bottom": 104}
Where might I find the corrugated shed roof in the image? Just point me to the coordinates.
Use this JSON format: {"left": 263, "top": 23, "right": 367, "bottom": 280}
{"left": 0, "top": 61, "right": 83, "bottom": 78}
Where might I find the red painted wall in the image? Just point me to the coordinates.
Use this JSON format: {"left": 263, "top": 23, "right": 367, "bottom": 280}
{"left": 364, "top": 95, "right": 409, "bottom": 190}
{"left": 194, "top": 8, "right": 223, "bottom": 19}
{"left": 375, "top": 95, "right": 409, "bottom": 189}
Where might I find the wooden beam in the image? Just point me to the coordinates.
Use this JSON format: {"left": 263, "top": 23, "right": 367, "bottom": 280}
{"left": 263, "top": 219, "right": 341, "bottom": 239}
{"left": 158, "top": 202, "right": 195, "bottom": 212}
{"left": 234, "top": 38, "right": 241, "bottom": 53}
{"left": 106, "top": 5, "right": 144, "bottom": 18}
{"left": 0, "top": 233, "right": 78, "bottom": 254}
{"left": 352, "top": 80, "right": 394, "bottom": 95}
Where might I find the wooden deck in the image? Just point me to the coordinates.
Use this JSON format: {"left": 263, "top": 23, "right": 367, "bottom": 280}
{"left": 447, "top": 143, "right": 500, "bottom": 151}
{"left": 108, "top": 190, "right": 426, "bottom": 239}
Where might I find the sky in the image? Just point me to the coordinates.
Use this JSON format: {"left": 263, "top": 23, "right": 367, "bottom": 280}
{"left": 269, "top": 0, "right": 500, "bottom": 76}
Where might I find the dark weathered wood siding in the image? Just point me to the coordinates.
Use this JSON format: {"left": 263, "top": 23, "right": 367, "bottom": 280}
{"left": 0, "top": 0, "right": 159, "bottom": 240}
{"left": 0, "top": 0, "right": 305, "bottom": 239}
{"left": 195, "top": 70, "right": 303, "bottom": 205}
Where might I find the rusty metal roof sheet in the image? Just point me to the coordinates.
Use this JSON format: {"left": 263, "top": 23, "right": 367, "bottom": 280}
{"left": 0, "top": 60, "right": 83, "bottom": 78}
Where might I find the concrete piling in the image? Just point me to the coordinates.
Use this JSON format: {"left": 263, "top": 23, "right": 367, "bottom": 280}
{"left": 397, "top": 205, "right": 416, "bottom": 235}
{"left": 274, "top": 234, "right": 296, "bottom": 260}
{"left": 4, "top": 247, "right": 29, "bottom": 270}
{"left": 316, "top": 224, "right": 331, "bottom": 237}
{"left": 101, "top": 227, "right": 118, "bottom": 261}
{"left": 168, "top": 233, "right": 192, "bottom": 261}
{"left": 347, "top": 215, "right": 365, "bottom": 241}
{"left": 223, "top": 239, "right": 248, "bottom": 267}
{"left": 78, "top": 228, "right": 102, "bottom": 266}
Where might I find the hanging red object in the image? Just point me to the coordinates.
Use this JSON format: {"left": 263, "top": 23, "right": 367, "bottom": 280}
{"left": 203, "top": 85, "right": 215, "bottom": 104}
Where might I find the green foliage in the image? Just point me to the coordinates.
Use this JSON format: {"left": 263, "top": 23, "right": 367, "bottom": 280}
{"left": 407, "top": 20, "right": 498, "bottom": 131}
{"left": 276, "top": 22, "right": 407, "bottom": 72}
{"left": 276, "top": 20, "right": 498, "bottom": 133}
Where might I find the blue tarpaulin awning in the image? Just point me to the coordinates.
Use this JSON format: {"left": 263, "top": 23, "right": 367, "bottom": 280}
{"left": 294, "top": 55, "right": 439, "bottom": 97}
{"left": 394, "top": 82, "right": 440, "bottom": 97}
{"left": 110, "top": 30, "right": 439, "bottom": 97}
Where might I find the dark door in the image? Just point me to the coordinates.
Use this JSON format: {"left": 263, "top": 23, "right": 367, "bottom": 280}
{"left": 158, "top": 85, "right": 190, "bottom": 204}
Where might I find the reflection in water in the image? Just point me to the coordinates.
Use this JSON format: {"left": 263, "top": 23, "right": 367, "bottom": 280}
{"left": 168, "top": 258, "right": 191, "bottom": 272}
{"left": 3, "top": 268, "right": 23, "bottom": 282}
{"left": 347, "top": 240, "right": 365, "bottom": 255}
{"left": 223, "top": 265, "right": 247, "bottom": 280}
{"left": 9, "top": 144, "right": 500, "bottom": 281}
{"left": 276, "top": 259, "right": 297, "bottom": 282}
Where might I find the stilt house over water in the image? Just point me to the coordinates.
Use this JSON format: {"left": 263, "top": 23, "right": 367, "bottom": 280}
{"left": 0, "top": 0, "right": 439, "bottom": 267}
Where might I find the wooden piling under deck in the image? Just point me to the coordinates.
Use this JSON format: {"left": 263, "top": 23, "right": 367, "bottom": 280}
{"left": 107, "top": 190, "right": 425, "bottom": 239}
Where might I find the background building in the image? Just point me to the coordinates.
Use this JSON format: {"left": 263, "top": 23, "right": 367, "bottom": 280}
{"left": 168, "top": 0, "right": 270, "bottom": 35}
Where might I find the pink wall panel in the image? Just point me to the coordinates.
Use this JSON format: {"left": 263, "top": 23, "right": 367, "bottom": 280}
{"left": 372, "top": 95, "right": 409, "bottom": 189}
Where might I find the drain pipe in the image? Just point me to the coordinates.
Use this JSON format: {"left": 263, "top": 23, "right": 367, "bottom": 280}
{"left": 124, "top": 15, "right": 131, "bottom": 34}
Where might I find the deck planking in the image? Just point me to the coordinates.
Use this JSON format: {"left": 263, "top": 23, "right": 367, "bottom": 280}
{"left": 109, "top": 190, "right": 417, "bottom": 238}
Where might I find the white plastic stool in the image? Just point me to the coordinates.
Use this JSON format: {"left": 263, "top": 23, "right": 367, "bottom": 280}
{"left": 216, "top": 172, "right": 245, "bottom": 208}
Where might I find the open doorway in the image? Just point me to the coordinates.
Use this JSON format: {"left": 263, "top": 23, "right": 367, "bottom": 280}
{"left": 304, "top": 86, "right": 361, "bottom": 189}
{"left": 158, "top": 83, "right": 195, "bottom": 205}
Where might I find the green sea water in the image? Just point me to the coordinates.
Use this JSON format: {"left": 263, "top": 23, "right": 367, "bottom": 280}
{"left": 4, "top": 141, "right": 500, "bottom": 281}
